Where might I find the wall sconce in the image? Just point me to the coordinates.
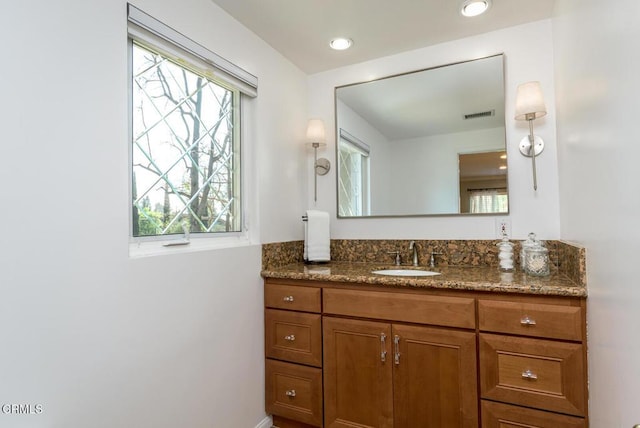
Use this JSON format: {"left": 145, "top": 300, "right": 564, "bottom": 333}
{"left": 306, "top": 119, "right": 331, "bottom": 202}
{"left": 514, "top": 81, "right": 547, "bottom": 190}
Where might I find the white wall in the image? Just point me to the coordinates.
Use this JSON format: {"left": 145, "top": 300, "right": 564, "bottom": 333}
{"left": 0, "top": 0, "right": 306, "bottom": 427}
{"left": 553, "top": 1, "right": 640, "bottom": 426}
{"left": 387, "top": 127, "right": 505, "bottom": 215}
{"left": 308, "top": 20, "right": 560, "bottom": 240}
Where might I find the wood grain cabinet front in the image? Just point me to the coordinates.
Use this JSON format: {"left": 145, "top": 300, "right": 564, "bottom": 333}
{"left": 323, "top": 316, "right": 478, "bottom": 428}
{"left": 264, "top": 279, "right": 589, "bottom": 428}
{"left": 479, "top": 333, "right": 586, "bottom": 417}
{"left": 481, "top": 401, "right": 587, "bottom": 428}
{"left": 265, "top": 309, "right": 322, "bottom": 367}
{"left": 266, "top": 359, "right": 323, "bottom": 427}
{"left": 265, "top": 283, "right": 321, "bottom": 313}
{"left": 478, "top": 299, "right": 583, "bottom": 341}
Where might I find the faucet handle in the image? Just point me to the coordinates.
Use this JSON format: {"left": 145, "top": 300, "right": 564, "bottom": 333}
{"left": 387, "top": 251, "right": 402, "bottom": 266}
{"left": 429, "top": 252, "right": 443, "bottom": 267}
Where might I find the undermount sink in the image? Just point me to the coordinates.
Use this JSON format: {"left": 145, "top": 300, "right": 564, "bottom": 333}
{"left": 371, "top": 269, "right": 442, "bottom": 277}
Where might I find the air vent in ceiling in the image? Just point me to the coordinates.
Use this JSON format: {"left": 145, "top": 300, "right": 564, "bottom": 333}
{"left": 464, "top": 110, "right": 495, "bottom": 120}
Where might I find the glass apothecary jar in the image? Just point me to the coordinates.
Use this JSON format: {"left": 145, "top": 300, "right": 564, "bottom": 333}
{"left": 524, "top": 245, "right": 550, "bottom": 276}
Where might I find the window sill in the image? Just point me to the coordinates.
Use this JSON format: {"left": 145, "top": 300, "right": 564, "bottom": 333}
{"left": 129, "top": 234, "right": 255, "bottom": 258}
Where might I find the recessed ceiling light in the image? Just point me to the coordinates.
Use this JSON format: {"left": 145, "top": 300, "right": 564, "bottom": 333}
{"left": 499, "top": 165, "right": 507, "bottom": 170}
{"left": 460, "top": 0, "right": 491, "bottom": 17}
{"left": 329, "top": 38, "right": 353, "bottom": 51}
{"left": 500, "top": 154, "right": 507, "bottom": 159}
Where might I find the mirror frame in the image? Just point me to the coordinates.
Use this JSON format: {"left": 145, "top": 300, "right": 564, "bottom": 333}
{"left": 334, "top": 53, "right": 508, "bottom": 219}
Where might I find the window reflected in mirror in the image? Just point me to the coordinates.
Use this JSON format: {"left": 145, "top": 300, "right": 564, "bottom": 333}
{"left": 338, "top": 129, "right": 370, "bottom": 216}
{"left": 459, "top": 150, "right": 508, "bottom": 213}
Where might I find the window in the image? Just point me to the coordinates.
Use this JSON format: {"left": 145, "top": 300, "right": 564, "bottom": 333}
{"left": 338, "top": 129, "right": 370, "bottom": 216}
{"left": 468, "top": 188, "right": 508, "bottom": 213}
{"left": 127, "top": 5, "right": 257, "bottom": 240}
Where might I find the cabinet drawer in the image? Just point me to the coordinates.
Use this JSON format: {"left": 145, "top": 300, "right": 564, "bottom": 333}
{"left": 265, "top": 283, "right": 321, "bottom": 313}
{"left": 323, "top": 288, "right": 475, "bottom": 329}
{"left": 479, "top": 334, "right": 586, "bottom": 416}
{"left": 481, "top": 401, "right": 586, "bottom": 428}
{"left": 266, "top": 309, "right": 322, "bottom": 367}
{"left": 266, "top": 359, "right": 323, "bottom": 427}
{"left": 479, "top": 299, "right": 583, "bottom": 341}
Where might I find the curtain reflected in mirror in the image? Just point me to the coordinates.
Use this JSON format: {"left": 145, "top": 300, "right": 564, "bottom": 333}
{"left": 459, "top": 150, "right": 508, "bottom": 214}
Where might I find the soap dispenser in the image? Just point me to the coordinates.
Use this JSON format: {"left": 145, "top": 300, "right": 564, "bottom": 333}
{"left": 497, "top": 234, "right": 514, "bottom": 272}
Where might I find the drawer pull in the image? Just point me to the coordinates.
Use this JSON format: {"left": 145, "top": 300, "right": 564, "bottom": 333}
{"left": 285, "top": 389, "right": 296, "bottom": 398}
{"left": 284, "top": 334, "right": 296, "bottom": 341}
{"left": 520, "top": 316, "right": 537, "bottom": 326}
{"left": 394, "top": 335, "right": 401, "bottom": 365}
{"left": 521, "top": 369, "right": 538, "bottom": 380}
{"left": 282, "top": 295, "right": 295, "bottom": 303}
{"left": 380, "top": 333, "right": 387, "bottom": 362}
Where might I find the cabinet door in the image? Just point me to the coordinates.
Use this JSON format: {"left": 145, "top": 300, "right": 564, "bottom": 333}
{"left": 323, "top": 317, "right": 393, "bottom": 428}
{"left": 392, "top": 324, "right": 478, "bottom": 428}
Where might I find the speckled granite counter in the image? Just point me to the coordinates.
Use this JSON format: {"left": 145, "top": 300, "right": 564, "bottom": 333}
{"left": 261, "top": 261, "right": 587, "bottom": 297}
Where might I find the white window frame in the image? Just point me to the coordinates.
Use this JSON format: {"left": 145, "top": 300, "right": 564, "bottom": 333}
{"left": 338, "top": 129, "right": 371, "bottom": 216}
{"left": 127, "top": 4, "right": 258, "bottom": 257}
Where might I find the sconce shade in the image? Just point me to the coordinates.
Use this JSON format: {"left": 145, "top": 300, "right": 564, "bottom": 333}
{"left": 306, "top": 119, "right": 326, "bottom": 146}
{"left": 514, "top": 81, "right": 547, "bottom": 120}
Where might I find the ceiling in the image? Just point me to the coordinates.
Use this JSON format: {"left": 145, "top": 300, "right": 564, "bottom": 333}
{"left": 209, "top": 0, "right": 557, "bottom": 74}
{"left": 336, "top": 54, "right": 505, "bottom": 140}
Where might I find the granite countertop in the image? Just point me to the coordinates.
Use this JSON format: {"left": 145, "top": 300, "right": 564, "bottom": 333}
{"left": 261, "top": 261, "right": 587, "bottom": 297}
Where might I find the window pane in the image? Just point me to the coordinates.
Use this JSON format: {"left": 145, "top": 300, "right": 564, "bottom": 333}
{"left": 131, "top": 42, "right": 241, "bottom": 237}
{"left": 469, "top": 190, "right": 508, "bottom": 214}
{"left": 338, "top": 139, "right": 370, "bottom": 216}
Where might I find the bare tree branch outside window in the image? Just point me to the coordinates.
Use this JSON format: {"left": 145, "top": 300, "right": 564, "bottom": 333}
{"left": 131, "top": 42, "right": 240, "bottom": 237}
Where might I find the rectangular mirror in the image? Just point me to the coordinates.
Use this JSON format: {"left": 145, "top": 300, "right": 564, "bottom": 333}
{"left": 335, "top": 54, "right": 507, "bottom": 217}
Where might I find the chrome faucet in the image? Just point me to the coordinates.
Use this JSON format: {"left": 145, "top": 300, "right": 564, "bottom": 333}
{"left": 409, "top": 241, "right": 419, "bottom": 266}
{"left": 429, "top": 251, "right": 443, "bottom": 268}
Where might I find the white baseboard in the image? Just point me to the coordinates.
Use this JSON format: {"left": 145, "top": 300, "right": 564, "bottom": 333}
{"left": 254, "top": 415, "right": 273, "bottom": 428}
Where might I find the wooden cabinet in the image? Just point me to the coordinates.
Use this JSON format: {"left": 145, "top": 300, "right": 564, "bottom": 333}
{"left": 264, "top": 279, "right": 588, "bottom": 428}
{"left": 266, "top": 359, "right": 323, "bottom": 427}
{"left": 323, "top": 288, "right": 478, "bottom": 428}
{"left": 392, "top": 324, "right": 477, "bottom": 428}
{"left": 265, "top": 282, "right": 323, "bottom": 427}
{"left": 265, "top": 309, "right": 322, "bottom": 367}
{"left": 478, "top": 297, "right": 588, "bottom": 426}
{"left": 322, "top": 317, "right": 478, "bottom": 428}
{"left": 481, "top": 401, "right": 586, "bottom": 428}
{"left": 323, "top": 317, "right": 393, "bottom": 428}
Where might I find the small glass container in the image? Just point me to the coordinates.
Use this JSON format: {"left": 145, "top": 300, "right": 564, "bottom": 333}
{"left": 497, "top": 238, "right": 514, "bottom": 272}
{"left": 520, "top": 232, "right": 538, "bottom": 270}
{"left": 524, "top": 245, "right": 550, "bottom": 276}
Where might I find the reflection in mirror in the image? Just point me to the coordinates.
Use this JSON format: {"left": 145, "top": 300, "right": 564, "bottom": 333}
{"left": 336, "top": 54, "right": 507, "bottom": 217}
{"left": 459, "top": 150, "right": 508, "bottom": 213}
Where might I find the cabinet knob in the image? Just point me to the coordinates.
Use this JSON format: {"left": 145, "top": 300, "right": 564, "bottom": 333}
{"left": 283, "top": 295, "right": 295, "bottom": 302}
{"left": 520, "top": 316, "right": 537, "bottom": 326}
{"left": 285, "top": 390, "right": 296, "bottom": 398}
{"left": 521, "top": 369, "right": 538, "bottom": 380}
{"left": 284, "top": 335, "right": 296, "bottom": 341}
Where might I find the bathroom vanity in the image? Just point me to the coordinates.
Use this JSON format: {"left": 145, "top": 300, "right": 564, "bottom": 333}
{"left": 262, "top": 256, "right": 588, "bottom": 428}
